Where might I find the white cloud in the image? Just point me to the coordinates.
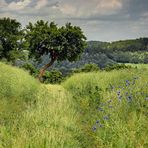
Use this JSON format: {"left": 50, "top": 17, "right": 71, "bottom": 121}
{"left": 35, "top": 0, "right": 48, "bottom": 9}
{"left": 59, "top": 0, "right": 123, "bottom": 17}
{"left": 0, "top": 0, "right": 7, "bottom": 8}
{"left": 7, "top": 0, "right": 31, "bottom": 10}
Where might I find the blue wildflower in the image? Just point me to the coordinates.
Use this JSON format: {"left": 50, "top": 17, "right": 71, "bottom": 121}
{"left": 117, "top": 90, "right": 120, "bottom": 95}
{"left": 118, "top": 95, "right": 122, "bottom": 100}
{"left": 92, "top": 126, "right": 97, "bottom": 131}
{"left": 96, "top": 120, "right": 100, "bottom": 124}
{"left": 103, "top": 116, "right": 109, "bottom": 120}
{"left": 98, "top": 107, "right": 104, "bottom": 112}
{"left": 126, "top": 80, "right": 130, "bottom": 86}
{"left": 99, "top": 124, "right": 103, "bottom": 128}
{"left": 127, "top": 96, "right": 132, "bottom": 102}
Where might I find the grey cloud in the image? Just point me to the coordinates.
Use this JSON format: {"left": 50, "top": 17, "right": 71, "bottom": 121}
{"left": 0, "top": 0, "right": 147, "bottom": 41}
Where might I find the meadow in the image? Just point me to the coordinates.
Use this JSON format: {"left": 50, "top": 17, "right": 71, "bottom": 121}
{"left": 0, "top": 62, "right": 148, "bottom": 148}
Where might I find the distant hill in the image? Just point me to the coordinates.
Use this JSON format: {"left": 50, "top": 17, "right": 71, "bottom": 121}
{"left": 15, "top": 37, "right": 148, "bottom": 75}
{"left": 44, "top": 37, "right": 148, "bottom": 74}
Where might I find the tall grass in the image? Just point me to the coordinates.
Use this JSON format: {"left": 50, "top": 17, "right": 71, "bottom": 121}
{"left": 63, "top": 69, "right": 148, "bottom": 147}
{"left": 0, "top": 62, "right": 148, "bottom": 147}
{"left": 0, "top": 63, "right": 81, "bottom": 147}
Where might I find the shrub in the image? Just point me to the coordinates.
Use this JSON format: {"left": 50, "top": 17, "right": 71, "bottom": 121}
{"left": 42, "top": 69, "right": 64, "bottom": 84}
{"left": 21, "top": 63, "right": 38, "bottom": 77}
{"left": 72, "top": 63, "right": 100, "bottom": 74}
{"left": 104, "top": 64, "right": 132, "bottom": 71}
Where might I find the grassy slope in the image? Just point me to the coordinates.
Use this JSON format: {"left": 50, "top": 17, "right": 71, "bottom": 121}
{"left": 0, "top": 62, "right": 148, "bottom": 147}
{"left": 0, "top": 63, "right": 81, "bottom": 147}
{"left": 62, "top": 68, "right": 148, "bottom": 147}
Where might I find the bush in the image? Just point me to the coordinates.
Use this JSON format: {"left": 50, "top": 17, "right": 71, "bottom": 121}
{"left": 72, "top": 63, "right": 100, "bottom": 74}
{"left": 42, "top": 69, "right": 64, "bottom": 84}
{"left": 104, "top": 64, "right": 132, "bottom": 71}
{"left": 21, "top": 63, "right": 38, "bottom": 77}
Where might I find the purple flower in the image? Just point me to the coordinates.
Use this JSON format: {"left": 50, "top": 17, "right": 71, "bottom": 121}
{"left": 117, "top": 90, "right": 120, "bottom": 95}
{"left": 125, "top": 92, "right": 128, "bottom": 95}
{"left": 98, "top": 107, "right": 104, "bottom": 112}
{"left": 99, "top": 124, "right": 103, "bottom": 128}
{"left": 127, "top": 96, "right": 132, "bottom": 102}
{"left": 92, "top": 126, "right": 97, "bottom": 131}
{"left": 103, "top": 116, "right": 109, "bottom": 120}
{"left": 96, "top": 120, "right": 100, "bottom": 124}
{"left": 126, "top": 80, "right": 130, "bottom": 86}
{"left": 145, "top": 97, "right": 148, "bottom": 101}
{"left": 118, "top": 95, "right": 122, "bottom": 100}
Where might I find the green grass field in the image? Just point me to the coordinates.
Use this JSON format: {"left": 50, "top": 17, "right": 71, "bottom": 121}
{"left": 0, "top": 62, "right": 148, "bottom": 148}
{"left": 125, "top": 63, "right": 148, "bottom": 69}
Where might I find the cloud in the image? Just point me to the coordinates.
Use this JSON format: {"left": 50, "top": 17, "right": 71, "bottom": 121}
{"left": 7, "top": 0, "right": 31, "bottom": 10}
{"left": 35, "top": 0, "right": 48, "bottom": 9}
{"left": 0, "top": 0, "right": 7, "bottom": 8}
{"left": 0, "top": 0, "right": 147, "bottom": 41}
{"left": 59, "top": 0, "right": 123, "bottom": 17}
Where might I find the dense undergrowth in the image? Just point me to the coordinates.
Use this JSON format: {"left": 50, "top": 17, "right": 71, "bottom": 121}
{"left": 0, "top": 62, "right": 148, "bottom": 147}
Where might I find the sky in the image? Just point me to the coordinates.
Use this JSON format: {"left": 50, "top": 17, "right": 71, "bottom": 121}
{"left": 0, "top": 0, "right": 148, "bottom": 41}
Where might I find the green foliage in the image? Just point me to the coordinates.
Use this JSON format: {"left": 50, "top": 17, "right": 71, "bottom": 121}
{"left": 25, "top": 21, "right": 87, "bottom": 62}
{"left": 21, "top": 63, "right": 38, "bottom": 76}
{"left": 81, "top": 63, "right": 100, "bottom": 72}
{"left": 104, "top": 64, "right": 132, "bottom": 71}
{"left": 0, "top": 18, "right": 23, "bottom": 62}
{"left": 42, "top": 69, "right": 64, "bottom": 84}
{"left": 72, "top": 63, "right": 100, "bottom": 73}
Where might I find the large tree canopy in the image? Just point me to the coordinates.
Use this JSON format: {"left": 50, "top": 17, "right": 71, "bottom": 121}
{"left": 0, "top": 17, "right": 23, "bottom": 62}
{"left": 25, "top": 20, "right": 87, "bottom": 80}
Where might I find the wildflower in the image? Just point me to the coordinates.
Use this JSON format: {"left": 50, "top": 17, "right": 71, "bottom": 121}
{"left": 103, "top": 116, "right": 109, "bottom": 120}
{"left": 107, "top": 100, "right": 112, "bottom": 103}
{"left": 125, "top": 92, "right": 128, "bottom": 95}
{"left": 145, "top": 97, "right": 148, "bottom": 101}
{"left": 96, "top": 120, "right": 100, "bottom": 124}
{"left": 92, "top": 126, "right": 97, "bottom": 131}
{"left": 118, "top": 95, "right": 122, "bottom": 100}
{"left": 99, "top": 124, "right": 103, "bottom": 128}
{"left": 126, "top": 80, "right": 130, "bottom": 86}
{"left": 108, "top": 105, "right": 113, "bottom": 108}
{"left": 127, "top": 96, "right": 132, "bottom": 102}
{"left": 98, "top": 107, "right": 104, "bottom": 112}
{"left": 117, "top": 90, "right": 120, "bottom": 95}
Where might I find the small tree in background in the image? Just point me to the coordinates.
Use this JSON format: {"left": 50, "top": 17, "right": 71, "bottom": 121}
{"left": 25, "top": 20, "right": 87, "bottom": 81}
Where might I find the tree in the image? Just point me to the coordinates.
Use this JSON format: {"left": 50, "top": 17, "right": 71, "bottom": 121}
{"left": 25, "top": 20, "right": 87, "bottom": 81}
{"left": 0, "top": 17, "right": 23, "bottom": 62}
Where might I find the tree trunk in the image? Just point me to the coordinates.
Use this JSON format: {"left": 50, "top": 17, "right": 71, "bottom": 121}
{"left": 38, "top": 58, "right": 56, "bottom": 82}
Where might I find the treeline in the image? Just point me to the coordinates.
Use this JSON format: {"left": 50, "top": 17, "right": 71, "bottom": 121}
{"left": 50, "top": 38, "right": 148, "bottom": 74}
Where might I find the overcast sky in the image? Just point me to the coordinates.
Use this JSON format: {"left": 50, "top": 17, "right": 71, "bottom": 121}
{"left": 0, "top": 0, "right": 148, "bottom": 41}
